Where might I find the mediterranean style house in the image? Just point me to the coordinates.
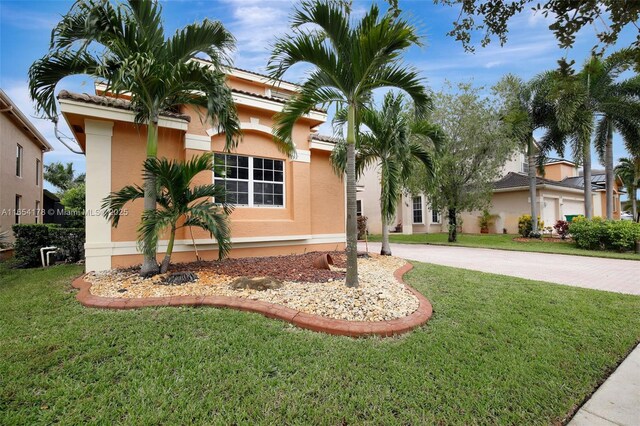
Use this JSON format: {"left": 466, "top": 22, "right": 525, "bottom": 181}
{"left": 58, "top": 66, "right": 345, "bottom": 272}
{"left": 0, "top": 89, "right": 52, "bottom": 241}
{"left": 358, "top": 150, "right": 623, "bottom": 235}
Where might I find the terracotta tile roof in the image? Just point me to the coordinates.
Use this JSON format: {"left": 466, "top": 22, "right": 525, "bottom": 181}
{"left": 309, "top": 133, "right": 342, "bottom": 144}
{"left": 231, "top": 88, "right": 327, "bottom": 113}
{"left": 57, "top": 90, "right": 191, "bottom": 122}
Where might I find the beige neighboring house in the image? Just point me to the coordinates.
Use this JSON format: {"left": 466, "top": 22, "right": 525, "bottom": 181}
{"left": 358, "top": 150, "right": 623, "bottom": 236}
{"left": 0, "top": 89, "right": 53, "bottom": 241}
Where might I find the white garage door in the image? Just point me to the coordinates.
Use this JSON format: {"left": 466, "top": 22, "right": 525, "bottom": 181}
{"left": 543, "top": 197, "right": 558, "bottom": 226}
{"left": 563, "top": 199, "right": 584, "bottom": 220}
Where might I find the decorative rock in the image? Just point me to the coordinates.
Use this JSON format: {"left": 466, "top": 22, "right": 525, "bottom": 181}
{"left": 161, "top": 271, "right": 198, "bottom": 285}
{"left": 229, "top": 276, "right": 283, "bottom": 291}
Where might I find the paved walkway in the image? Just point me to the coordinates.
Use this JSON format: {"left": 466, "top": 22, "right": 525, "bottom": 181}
{"left": 359, "top": 242, "right": 640, "bottom": 425}
{"left": 359, "top": 242, "right": 640, "bottom": 295}
{"left": 569, "top": 344, "right": 640, "bottom": 426}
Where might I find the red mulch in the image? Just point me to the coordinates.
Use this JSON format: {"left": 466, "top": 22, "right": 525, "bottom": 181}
{"left": 168, "top": 251, "right": 348, "bottom": 282}
{"left": 513, "top": 237, "right": 573, "bottom": 243}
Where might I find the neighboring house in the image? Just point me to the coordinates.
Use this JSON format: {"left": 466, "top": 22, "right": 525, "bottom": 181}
{"left": 0, "top": 89, "right": 53, "bottom": 242}
{"left": 57, "top": 66, "right": 345, "bottom": 272}
{"left": 358, "top": 150, "right": 623, "bottom": 236}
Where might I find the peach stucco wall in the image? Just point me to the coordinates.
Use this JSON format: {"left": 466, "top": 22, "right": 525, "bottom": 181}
{"left": 541, "top": 163, "right": 578, "bottom": 181}
{"left": 102, "top": 100, "right": 343, "bottom": 267}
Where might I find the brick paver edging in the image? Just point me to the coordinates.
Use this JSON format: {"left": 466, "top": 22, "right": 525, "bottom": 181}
{"left": 71, "top": 263, "right": 432, "bottom": 337}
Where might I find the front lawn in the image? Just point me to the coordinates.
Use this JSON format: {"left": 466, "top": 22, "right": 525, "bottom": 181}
{"left": 2, "top": 263, "right": 639, "bottom": 424}
{"left": 368, "top": 232, "right": 640, "bottom": 260}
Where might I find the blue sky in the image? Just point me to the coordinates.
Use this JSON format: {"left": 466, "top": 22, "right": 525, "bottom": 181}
{"left": 1, "top": 0, "right": 637, "bottom": 185}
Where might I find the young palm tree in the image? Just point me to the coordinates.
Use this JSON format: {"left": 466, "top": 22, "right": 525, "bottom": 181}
{"left": 102, "top": 153, "right": 233, "bottom": 273}
{"left": 29, "top": 0, "right": 240, "bottom": 276}
{"left": 331, "top": 93, "right": 439, "bottom": 256}
{"left": 552, "top": 50, "right": 640, "bottom": 219}
{"left": 268, "top": 0, "right": 431, "bottom": 287}
{"left": 498, "top": 73, "right": 557, "bottom": 234}
{"left": 615, "top": 157, "right": 639, "bottom": 222}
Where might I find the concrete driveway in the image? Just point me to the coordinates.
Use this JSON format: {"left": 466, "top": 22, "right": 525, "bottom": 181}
{"left": 360, "top": 242, "right": 640, "bottom": 295}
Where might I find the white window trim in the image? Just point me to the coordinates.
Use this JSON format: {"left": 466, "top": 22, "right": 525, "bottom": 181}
{"left": 412, "top": 195, "right": 424, "bottom": 225}
{"left": 214, "top": 154, "right": 286, "bottom": 209}
{"left": 16, "top": 144, "right": 23, "bottom": 178}
{"left": 15, "top": 194, "right": 21, "bottom": 224}
{"left": 356, "top": 199, "right": 363, "bottom": 216}
{"left": 431, "top": 209, "right": 441, "bottom": 224}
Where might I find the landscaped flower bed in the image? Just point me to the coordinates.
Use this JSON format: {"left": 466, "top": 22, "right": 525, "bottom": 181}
{"left": 513, "top": 237, "right": 573, "bottom": 244}
{"left": 84, "top": 252, "right": 420, "bottom": 322}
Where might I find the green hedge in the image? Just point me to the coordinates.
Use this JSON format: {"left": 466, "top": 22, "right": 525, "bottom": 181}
{"left": 11, "top": 224, "right": 85, "bottom": 268}
{"left": 569, "top": 218, "right": 640, "bottom": 252}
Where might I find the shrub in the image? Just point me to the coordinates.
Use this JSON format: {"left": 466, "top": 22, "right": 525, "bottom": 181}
{"left": 50, "top": 228, "right": 85, "bottom": 263}
{"left": 569, "top": 218, "right": 640, "bottom": 252}
{"left": 12, "top": 224, "right": 51, "bottom": 267}
{"left": 357, "top": 216, "right": 368, "bottom": 240}
{"left": 553, "top": 220, "right": 570, "bottom": 239}
{"left": 11, "top": 224, "right": 85, "bottom": 267}
{"left": 518, "top": 214, "right": 544, "bottom": 238}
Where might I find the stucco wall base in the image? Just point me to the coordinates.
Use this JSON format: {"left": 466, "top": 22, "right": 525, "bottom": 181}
{"left": 100, "top": 241, "right": 345, "bottom": 270}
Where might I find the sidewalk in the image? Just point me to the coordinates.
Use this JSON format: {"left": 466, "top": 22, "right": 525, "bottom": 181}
{"left": 569, "top": 344, "right": 640, "bottom": 425}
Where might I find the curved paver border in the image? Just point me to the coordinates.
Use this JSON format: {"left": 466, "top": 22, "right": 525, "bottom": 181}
{"left": 71, "top": 262, "right": 432, "bottom": 337}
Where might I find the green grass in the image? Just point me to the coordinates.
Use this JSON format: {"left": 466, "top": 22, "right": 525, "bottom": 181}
{"left": 2, "top": 263, "right": 639, "bottom": 425}
{"left": 368, "top": 233, "right": 640, "bottom": 260}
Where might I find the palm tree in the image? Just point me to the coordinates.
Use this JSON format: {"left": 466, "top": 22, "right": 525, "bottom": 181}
{"left": 29, "top": 0, "right": 240, "bottom": 276}
{"left": 331, "top": 93, "right": 439, "bottom": 256}
{"left": 267, "top": 0, "right": 430, "bottom": 287}
{"left": 552, "top": 50, "right": 640, "bottom": 219}
{"left": 102, "top": 153, "right": 233, "bottom": 273}
{"left": 44, "top": 162, "right": 85, "bottom": 193}
{"left": 616, "top": 157, "right": 639, "bottom": 222}
{"left": 498, "top": 73, "right": 557, "bottom": 234}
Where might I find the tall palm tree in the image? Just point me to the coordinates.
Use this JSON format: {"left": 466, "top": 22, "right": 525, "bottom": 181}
{"left": 29, "top": 0, "right": 240, "bottom": 276}
{"left": 102, "top": 153, "right": 233, "bottom": 273}
{"left": 498, "top": 73, "right": 557, "bottom": 234}
{"left": 552, "top": 50, "right": 640, "bottom": 219}
{"left": 331, "top": 93, "right": 439, "bottom": 256}
{"left": 267, "top": 0, "right": 430, "bottom": 287}
{"left": 615, "top": 157, "right": 639, "bottom": 222}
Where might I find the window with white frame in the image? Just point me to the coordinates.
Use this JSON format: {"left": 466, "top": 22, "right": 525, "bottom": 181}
{"left": 15, "top": 195, "right": 21, "bottom": 224}
{"left": 35, "top": 200, "right": 40, "bottom": 223}
{"left": 16, "top": 144, "right": 23, "bottom": 177}
{"left": 36, "top": 159, "right": 41, "bottom": 186}
{"left": 356, "top": 200, "right": 363, "bottom": 216}
{"left": 412, "top": 196, "right": 423, "bottom": 224}
{"left": 431, "top": 210, "right": 441, "bottom": 223}
{"left": 214, "top": 153, "right": 284, "bottom": 207}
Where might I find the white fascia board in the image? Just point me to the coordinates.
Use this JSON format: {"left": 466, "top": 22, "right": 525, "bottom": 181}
{"left": 309, "top": 140, "right": 336, "bottom": 151}
{"left": 494, "top": 185, "right": 585, "bottom": 195}
{"left": 59, "top": 98, "right": 189, "bottom": 131}
{"left": 231, "top": 91, "right": 327, "bottom": 122}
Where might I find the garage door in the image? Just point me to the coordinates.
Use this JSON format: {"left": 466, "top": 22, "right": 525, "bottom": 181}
{"left": 563, "top": 199, "right": 584, "bottom": 221}
{"left": 543, "top": 197, "right": 558, "bottom": 226}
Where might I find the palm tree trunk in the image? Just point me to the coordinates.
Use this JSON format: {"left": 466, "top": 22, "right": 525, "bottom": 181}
{"left": 160, "top": 225, "right": 176, "bottom": 274}
{"left": 141, "top": 118, "right": 160, "bottom": 276}
{"left": 345, "top": 103, "right": 359, "bottom": 288}
{"left": 633, "top": 189, "right": 638, "bottom": 222}
{"left": 381, "top": 216, "right": 391, "bottom": 255}
{"left": 583, "top": 138, "right": 593, "bottom": 219}
{"left": 448, "top": 208, "right": 457, "bottom": 242}
{"left": 605, "top": 123, "right": 614, "bottom": 220}
{"left": 527, "top": 136, "right": 538, "bottom": 232}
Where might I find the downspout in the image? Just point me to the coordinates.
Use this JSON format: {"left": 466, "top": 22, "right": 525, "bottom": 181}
{"left": 54, "top": 119, "right": 84, "bottom": 154}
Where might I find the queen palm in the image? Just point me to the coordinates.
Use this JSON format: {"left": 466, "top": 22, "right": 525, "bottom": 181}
{"left": 331, "top": 93, "right": 439, "bottom": 256}
{"left": 102, "top": 153, "right": 233, "bottom": 273}
{"left": 615, "top": 157, "right": 639, "bottom": 222}
{"left": 268, "top": 0, "right": 430, "bottom": 287}
{"left": 29, "top": 0, "right": 240, "bottom": 276}
{"left": 552, "top": 50, "right": 640, "bottom": 219}
{"left": 498, "top": 73, "right": 557, "bottom": 234}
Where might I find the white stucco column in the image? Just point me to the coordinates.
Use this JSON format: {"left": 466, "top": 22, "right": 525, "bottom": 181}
{"left": 402, "top": 194, "right": 413, "bottom": 235}
{"left": 84, "top": 119, "right": 114, "bottom": 272}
